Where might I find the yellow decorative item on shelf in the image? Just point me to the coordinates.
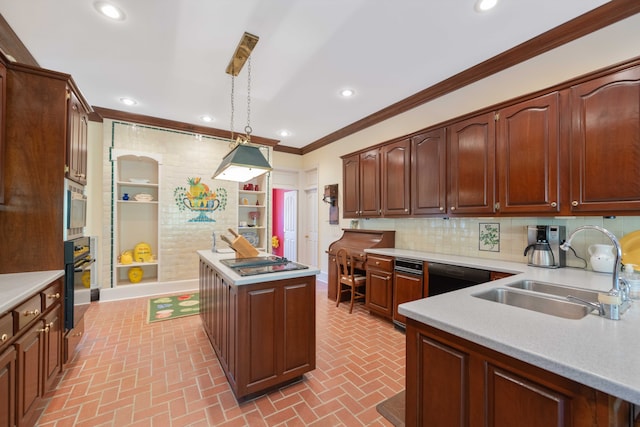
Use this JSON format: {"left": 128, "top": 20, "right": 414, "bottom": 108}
{"left": 120, "top": 250, "right": 133, "bottom": 265}
{"left": 134, "top": 242, "right": 153, "bottom": 262}
{"left": 128, "top": 267, "right": 143, "bottom": 283}
{"left": 81, "top": 271, "right": 91, "bottom": 288}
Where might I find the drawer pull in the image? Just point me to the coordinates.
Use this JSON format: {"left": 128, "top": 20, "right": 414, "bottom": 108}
{"left": 73, "top": 331, "right": 83, "bottom": 337}
{"left": 375, "top": 261, "right": 380, "bottom": 265}
{"left": 47, "top": 293, "right": 61, "bottom": 299}
{"left": 1, "top": 333, "right": 7, "bottom": 343}
{"left": 37, "top": 326, "right": 50, "bottom": 333}
{"left": 23, "top": 309, "right": 39, "bottom": 317}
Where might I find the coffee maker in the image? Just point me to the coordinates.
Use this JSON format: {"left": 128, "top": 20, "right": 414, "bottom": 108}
{"left": 524, "top": 225, "right": 566, "bottom": 268}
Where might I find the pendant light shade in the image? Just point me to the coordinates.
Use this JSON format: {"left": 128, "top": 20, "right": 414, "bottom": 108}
{"left": 212, "top": 143, "right": 272, "bottom": 182}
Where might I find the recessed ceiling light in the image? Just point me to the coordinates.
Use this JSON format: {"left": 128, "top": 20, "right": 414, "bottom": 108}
{"left": 119, "top": 97, "right": 137, "bottom": 106}
{"left": 200, "top": 115, "right": 214, "bottom": 123}
{"left": 475, "top": 0, "right": 498, "bottom": 12}
{"left": 278, "top": 130, "right": 291, "bottom": 138}
{"left": 94, "top": 1, "right": 126, "bottom": 21}
{"left": 340, "top": 88, "right": 355, "bottom": 98}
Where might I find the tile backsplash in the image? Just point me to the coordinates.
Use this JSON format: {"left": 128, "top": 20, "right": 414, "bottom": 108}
{"left": 357, "top": 216, "right": 640, "bottom": 269}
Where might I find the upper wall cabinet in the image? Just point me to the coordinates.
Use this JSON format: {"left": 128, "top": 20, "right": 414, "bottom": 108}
{"left": 65, "top": 88, "right": 89, "bottom": 185}
{"left": 381, "top": 138, "right": 411, "bottom": 216}
{"left": 342, "top": 149, "right": 381, "bottom": 218}
{"left": 496, "top": 92, "right": 560, "bottom": 214}
{"left": 411, "top": 129, "right": 446, "bottom": 215}
{"left": 568, "top": 65, "right": 640, "bottom": 213}
{"left": 0, "top": 60, "right": 5, "bottom": 204}
{"left": 447, "top": 112, "right": 496, "bottom": 215}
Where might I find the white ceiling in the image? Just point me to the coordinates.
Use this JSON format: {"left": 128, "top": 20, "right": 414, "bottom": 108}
{"left": 0, "top": 0, "right": 611, "bottom": 149}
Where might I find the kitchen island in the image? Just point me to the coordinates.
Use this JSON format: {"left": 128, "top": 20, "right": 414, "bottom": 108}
{"left": 197, "top": 250, "right": 319, "bottom": 400}
{"left": 373, "top": 248, "right": 640, "bottom": 426}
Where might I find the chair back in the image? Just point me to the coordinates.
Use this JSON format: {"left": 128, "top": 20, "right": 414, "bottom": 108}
{"left": 336, "top": 248, "right": 355, "bottom": 282}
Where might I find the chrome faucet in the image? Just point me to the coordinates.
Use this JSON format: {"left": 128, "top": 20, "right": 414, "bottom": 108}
{"left": 560, "top": 225, "right": 630, "bottom": 320}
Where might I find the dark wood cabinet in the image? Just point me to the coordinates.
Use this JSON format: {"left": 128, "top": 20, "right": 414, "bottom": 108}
{"left": 365, "top": 255, "right": 394, "bottom": 319}
{"left": 381, "top": 139, "right": 410, "bottom": 216}
{"left": 199, "top": 259, "right": 316, "bottom": 400}
{"left": 447, "top": 112, "right": 496, "bottom": 215}
{"left": 0, "top": 346, "right": 16, "bottom": 427}
{"left": 0, "top": 60, "right": 6, "bottom": 205}
{"left": 406, "top": 319, "right": 631, "bottom": 427}
{"left": 0, "top": 63, "right": 89, "bottom": 274}
{"left": 497, "top": 92, "right": 561, "bottom": 214}
{"left": 15, "top": 320, "right": 44, "bottom": 427}
{"left": 568, "top": 64, "right": 640, "bottom": 213}
{"left": 359, "top": 148, "right": 381, "bottom": 217}
{"left": 489, "top": 271, "right": 514, "bottom": 281}
{"left": 65, "top": 89, "right": 89, "bottom": 185}
{"left": 42, "top": 306, "right": 62, "bottom": 391}
{"left": 411, "top": 128, "right": 446, "bottom": 215}
{"left": 392, "top": 270, "right": 424, "bottom": 327}
{"left": 342, "top": 149, "right": 381, "bottom": 218}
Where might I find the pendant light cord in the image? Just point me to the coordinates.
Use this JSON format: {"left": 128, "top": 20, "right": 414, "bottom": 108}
{"left": 245, "top": 56, "right": 253, "bottom": 141}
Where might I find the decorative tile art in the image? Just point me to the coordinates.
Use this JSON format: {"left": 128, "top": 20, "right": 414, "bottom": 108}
{"left": 479, "top": 223, "right": 500, "bottom": 252}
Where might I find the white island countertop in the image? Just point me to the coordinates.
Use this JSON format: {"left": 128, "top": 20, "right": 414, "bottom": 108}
{"left": 197, "top": 250, "right": 320, "bottom": 285}
{"left": 0, "top": 270, "right": 65, "bottom": 314}
{"left": 367, "top": 248, "right": 640, "bottom": 405}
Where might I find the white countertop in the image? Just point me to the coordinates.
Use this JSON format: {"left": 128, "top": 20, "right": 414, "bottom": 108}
{"left": 197, "top": 250, "right": 320, "bottom": 285}
{"left": 0, "top": 270, "right": 65, "bottom": 314}
{"left": 367, "top": 248, "right": 640, "bottom": 405}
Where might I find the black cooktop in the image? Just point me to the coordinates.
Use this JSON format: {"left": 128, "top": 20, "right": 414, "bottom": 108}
{"left": 220, "top": 256, "right": 309, "bottom": 276}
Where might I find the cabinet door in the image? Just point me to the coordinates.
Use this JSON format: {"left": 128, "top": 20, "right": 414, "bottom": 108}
{"left": 406, "top": 329, "right": 470, "bottom": 426}
{"left": 393, "top": 271, "right": 423, "bottom": 326}
{"left": 448, "top": 112, "right": 496, "bottom": 215}
{"left": 342, "top": 154, "right": 360, "bottom": 218}
{"left": 569, "top": 65, "right": 640, "bottom": 212}
{"left": 359, "top": 149, "right": 381, "bottom": 217}
{"left": 0, "top": 346, "right": 16, "bottom": 427}
{"left": 497, "top": 92, "right": 560, "bottom": 213}
{"left": 15, "top": 322, "right": 43, "bottom": 427}
{"left": 412, "top": 128, "right": 446, "bottom": 215}
{"left": 43, "top": 305, "right": 62, "bottom": 391}
{"left": 66, "top": 89, "right": 88, "bottom": 185}
{"left": 327, "top": 254, "right": 337, "bottom": 301}
{"left": 381, "top": 139, "right": 411, "bottom": 216}
{"left": 365, "top": 270, "right": 393, "bottom": 318}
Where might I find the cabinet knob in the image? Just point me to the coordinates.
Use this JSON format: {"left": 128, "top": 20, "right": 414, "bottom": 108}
{"left": 375, "top": 261, "right": 380, "bottom": 265}
{"left": 450, "top": 206, "right": 456, "bottom": 211}
{"left": 37, "top": 325, "right": 50, "bottom": 333}
{"left": 1, "top": 333, "right": 7, "bottom": 343}
{"left": 571, "top": 200, "right": 579, "bottom": 207}
{"left": 47, "top": 293, "right": 61, "bottom": 299}
{"left": 23, "top": 309, "right": 39, "bottom": 317}
{"left": 550, "top": 201, "right": 557, "bottom": 208}
{"left": 439, "top": 207, "right": 444, "bottom": 211}
{"left": 404, "top": 208, "right": 409, "bottom": 212}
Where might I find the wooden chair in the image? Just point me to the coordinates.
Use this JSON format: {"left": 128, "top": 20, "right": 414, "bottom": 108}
{"left": 335, "top": 248, "right": 366, "bottom": 313}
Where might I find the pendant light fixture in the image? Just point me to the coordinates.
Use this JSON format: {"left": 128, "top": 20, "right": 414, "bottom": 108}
{"left": 213, "top": 32, "right": 272, "bottom": 182}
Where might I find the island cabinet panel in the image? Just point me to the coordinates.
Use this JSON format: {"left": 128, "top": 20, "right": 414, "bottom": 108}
{"left": 447, "top": 112, "right": 496, "bottom": 215}
{"left": 381, "top": 138, "right": 411, "bottom": 216}
{"left": 199, "top": 260, "right": 316, "bottom": 400}
{"left": 0, "top": 347, "right": 16, "bottom": 427}
{"left": 405, "top": 319, "right": 632, "bottom": 427}
{"left": 411, "top": 128, "right": 447, "bottom": 215}
{"left": 15, "top": 322, "right": 44, "bottom": 427}
{"left": 496, "top": 92, "right": 561, "bottom": 214}
{"left": 569, "top": 64, "right": 640, "bottom": 213}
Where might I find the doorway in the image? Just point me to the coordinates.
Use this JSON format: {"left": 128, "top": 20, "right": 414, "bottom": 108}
{"left": 272, "top": 188, "right": 298, "bottom": 260}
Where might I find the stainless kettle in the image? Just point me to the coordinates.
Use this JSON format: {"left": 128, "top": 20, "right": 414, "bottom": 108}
{"left": 524, "top": 242, "right": 556, "bottom": 267}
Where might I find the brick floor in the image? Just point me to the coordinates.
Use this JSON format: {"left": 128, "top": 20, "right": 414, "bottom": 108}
{"left": 37, "top": 281, "right": 405, "bottom": 426}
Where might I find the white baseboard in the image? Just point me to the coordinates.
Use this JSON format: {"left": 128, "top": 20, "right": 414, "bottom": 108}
{"left": 99, "top": 279, "right": 198, "bottom": 302}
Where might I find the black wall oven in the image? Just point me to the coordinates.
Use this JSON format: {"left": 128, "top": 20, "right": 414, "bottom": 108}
{"left": 64, "top": 236, "right": 94, "bottom": 330}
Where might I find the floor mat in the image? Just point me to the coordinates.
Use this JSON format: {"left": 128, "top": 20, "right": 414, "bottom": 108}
{"left": 147, "top": 292, "right": 199, "bottom": 323}
{"left": 376, "top": 390, "right": 405, "bottom": 427}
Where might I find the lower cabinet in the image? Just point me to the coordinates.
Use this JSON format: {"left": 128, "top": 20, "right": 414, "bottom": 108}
{"left": 0, "top": 347, "right": 16, "bottom": 427}
{"left": 406, "top": 319, "right": 632, "bottom": 427}
{"left": 365, "top": 255, "right": 394, "bottom": 319}
{"left": 0, "top": 278, "right": 63, "bottom": 427}
{"left": 392, "top": 269, "right": 424, "bottom": 327}
{"left": 200, "top": 260, "right": 316, "bottom": 400}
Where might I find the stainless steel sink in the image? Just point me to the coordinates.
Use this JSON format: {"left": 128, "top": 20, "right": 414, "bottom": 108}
{"left": 473, "top": 288, "right": 594, "bottom": 319}
{"left": 506, "top": 280, "right": 601, "bottom": 303}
